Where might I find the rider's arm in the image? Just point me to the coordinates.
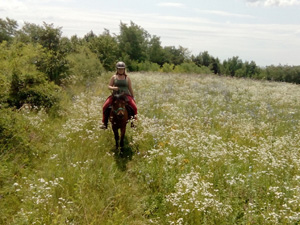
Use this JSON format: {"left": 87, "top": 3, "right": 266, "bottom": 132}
{"left": 128, "top": 77, "right": 134, "bottom": 98}
{"left": 108, "top": 75, "right": 118, "bottom": 91}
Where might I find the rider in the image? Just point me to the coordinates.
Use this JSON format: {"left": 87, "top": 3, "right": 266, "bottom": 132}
{"left": 100, "top": 61, "right": 137, "bottom": 129}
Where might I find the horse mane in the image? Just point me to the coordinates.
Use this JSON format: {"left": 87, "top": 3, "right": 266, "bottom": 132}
{"left": 112, "top": 93, "right": 128, "bottom": 102}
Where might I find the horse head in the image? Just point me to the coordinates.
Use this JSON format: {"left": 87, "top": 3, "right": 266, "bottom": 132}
{"left": 112, "top": 94, "right": 128, "bottom": 120}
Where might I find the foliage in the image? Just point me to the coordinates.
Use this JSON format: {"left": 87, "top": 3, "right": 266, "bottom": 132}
{"left": 118, "top": 21, "right": 150, "bottom": 62}
{"left": 161, "top": 63, "right": 175, "bottom": 73}
{"left": 148, "top": 35, "right": 164, "bottom": 64}
{"left": 8, "top": 71, "right": 61, "bottom": 110}
{"left": 0, "top": 17, "right": 18, "bottom": 42}
{"left": 0, "top": 108, "right": 31, "bottom": 155}
{"left": 67, "top": 45, "right": 104, "bottom": 83}
{"left": 162, "top": 46, "right": 190, "bottom": 65}
{"left": 0, "top": 41, "right": 62, "bottom": 111}
{"left": 17, "top": 22, "right": 69, "bottom": 84}
{"left": 262, "top": 65, "right": 300, "bottom": 83}
{"left": 174, "top": 62, "right": 212, "bottom": 74}
{"left": 0, "top": 73, "right": 9, "bottom": 107}
{"left": 88, "top": 29, "right": 120, "bottom": 71}
{"left": 130, "top": 60, "right": 161, "bottom": 72}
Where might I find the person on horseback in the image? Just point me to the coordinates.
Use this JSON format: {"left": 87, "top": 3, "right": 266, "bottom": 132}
{"left": 100, "top": 61, "right": 137, "bottom": 129}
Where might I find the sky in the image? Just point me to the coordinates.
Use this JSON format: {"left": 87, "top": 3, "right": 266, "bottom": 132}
{"left": 1, "top": 0, "right": 300, "bottom": 66}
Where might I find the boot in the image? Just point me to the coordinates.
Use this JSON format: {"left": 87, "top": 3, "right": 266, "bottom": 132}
{"left": 100, "top": 114, "right": 109, "bottom": 129}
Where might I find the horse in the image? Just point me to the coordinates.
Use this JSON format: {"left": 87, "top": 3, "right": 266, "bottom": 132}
{"left": 109, "top": 93, "right": 131, "bottom": 149}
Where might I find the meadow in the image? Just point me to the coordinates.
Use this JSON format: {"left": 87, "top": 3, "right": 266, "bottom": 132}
{"left": 1, "top": 72, "right": 300, "bottom": 224}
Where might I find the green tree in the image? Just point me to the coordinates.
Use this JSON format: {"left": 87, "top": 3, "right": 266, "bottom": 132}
{"left": 8, "top": 71, "right": 61, "bottom": 110}
{"left": 16, "top": 22, "right": 68, "bottom": 84}
{"left": 222, "top": 56, "right": 243, "bottom": 76}
{"left": 0, "top": 17, "right": 18, "bottom": 43}
{"left": 148, "top": 35, "right": 164, "bottom": 65}
{"left": 118, "top": 21, "right": 149, "bottom": 62}
{"left": 0, "top": 41, "right": 62, "bottom": 110}
{"left": 67, "top": 45, "right": 104, "bottom": 82}
{"left": 209, "top": 57, "right": 221, "bottom": 75}
{"left": 89, "top": 29, "right": 120, "bottom": 71}
{"left": 162, "top": 46, "right": 190, "bottom": 65}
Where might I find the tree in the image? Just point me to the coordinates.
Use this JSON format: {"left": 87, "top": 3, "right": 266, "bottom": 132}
{"left": 89, "top": 29, "right": 120, "bottom": 71}
{"left": 17, "top": 22, "right": 68, "bottom": 84}
{"left": 148, "top": 35, "right": 164, "bottom": 65}
{"left": 118, "top": 21, "right": 150, "bottom": 62}
{"left": 162, "top": 46, "right": 190, "bottom": 65}
{"left": 67, "top": 45, "right": 104, "bottom": 82}
{"left": 222, "top": 56, "right": 243, "bottom": 76}
{"left": 209, "top": 57, "right": 221, "bottom": 75}
{"left": 0, "top": 17, "right": 18, "bottom": 42}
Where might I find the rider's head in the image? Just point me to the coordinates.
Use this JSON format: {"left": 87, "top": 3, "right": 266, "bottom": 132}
{"left": 116, "top": 61, "right": 126, "bottom": 75}
{"left": 116, "top": 61, "right": 126, "bottom": 69}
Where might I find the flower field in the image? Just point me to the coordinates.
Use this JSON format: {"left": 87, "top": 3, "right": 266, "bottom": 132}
{"left": 2, "top": 72, "right": 300, "bottom": 224}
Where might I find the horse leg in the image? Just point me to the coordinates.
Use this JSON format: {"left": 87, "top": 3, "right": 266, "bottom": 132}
{"left": 120, "top": 126, "right": 126, "bottom": 148}
{"left": 113, "top": 127, "right": 119, "bottom": 149}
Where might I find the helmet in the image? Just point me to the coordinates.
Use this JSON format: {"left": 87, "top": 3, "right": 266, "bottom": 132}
{"left": 116, "top": 61, "right": 126, "bottom": 69}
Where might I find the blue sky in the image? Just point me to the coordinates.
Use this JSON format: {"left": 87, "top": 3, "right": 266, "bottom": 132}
{"left": 1, "top": 0, "right": 300, "bottom": 66}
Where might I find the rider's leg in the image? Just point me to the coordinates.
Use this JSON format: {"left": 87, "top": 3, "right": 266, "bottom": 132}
{"left": 101, "top": 96, "right": 113, "bottom": 129}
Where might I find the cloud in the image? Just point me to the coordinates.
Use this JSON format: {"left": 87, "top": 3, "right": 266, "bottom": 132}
{"left": 246, "top": 0, "right": 300, "bottom": 6}
{"left": 157, "top": 2, "right": 185, "bottom": 8}
{"left": 0, "top": 0, "right": 27, "bottom": 11}
{"left": 197, "top": 10, "right": 255, "bottom": 18}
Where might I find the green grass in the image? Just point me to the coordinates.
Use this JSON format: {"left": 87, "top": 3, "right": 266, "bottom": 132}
{"left": 1, "top": 72, "right": 300, "bottom": 224}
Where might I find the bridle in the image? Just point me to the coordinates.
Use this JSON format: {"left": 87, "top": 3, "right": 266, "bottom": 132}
{"left": 114, "top": 107, "right": 125, "bottom": 114}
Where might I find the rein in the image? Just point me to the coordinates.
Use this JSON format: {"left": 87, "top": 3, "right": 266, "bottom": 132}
{"left": 114, "top": 107, "right": 125, "bottom": 114}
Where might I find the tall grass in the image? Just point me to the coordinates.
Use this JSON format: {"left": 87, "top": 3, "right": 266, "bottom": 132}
{"left": 1, "top": 72, "right": 300, "bottom": 224}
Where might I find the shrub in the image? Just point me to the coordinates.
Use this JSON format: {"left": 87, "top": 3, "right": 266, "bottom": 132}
{"left": 67, "top": 46, "right": 104, "bottom": 82}
{"left": 8, "top": 72, "right": 61, "bottom": 110}
{"left": 137, "top": 61, "right": 160, "bottom": 72}
{"left": 0, "top": 73, "right": 9, "bottom": 107}
{"left": 0, "top": 108, "right": 31, "bottom": 155}
{"left": 161, "top": 63, "right": 174, "bottom": 73}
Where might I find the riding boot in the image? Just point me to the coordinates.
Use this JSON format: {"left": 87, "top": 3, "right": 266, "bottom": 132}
{"left": 100, "top": 108, "right": 110, "bottom": 129}
{"left": 100, "top": 120, "right": 108, "bottom": 129}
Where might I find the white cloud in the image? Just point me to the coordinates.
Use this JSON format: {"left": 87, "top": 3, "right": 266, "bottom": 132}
{"left": 0, "top": 0, "right": 27, "bottom": 11}
{"left": 197, "top": 10, "right": 255, "bottom": 18}
{"left": 246, "top": 0, "right": 300, "bottom": 6}
{"left": 157, "top": 2, "right": 185, "bottom": 8}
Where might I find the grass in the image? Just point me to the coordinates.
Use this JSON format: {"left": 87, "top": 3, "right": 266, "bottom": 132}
{"left": 1, "top": 72, "right": 300, "bottom": 224}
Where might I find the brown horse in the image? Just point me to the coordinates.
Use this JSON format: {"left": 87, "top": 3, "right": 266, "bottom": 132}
{"left": 109, "top": 94, "right": 130, "bottom": 149}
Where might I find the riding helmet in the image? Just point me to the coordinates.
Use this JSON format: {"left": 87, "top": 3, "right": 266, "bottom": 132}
{"left": 116, "top": 61, "right": 126, "bottom": 69}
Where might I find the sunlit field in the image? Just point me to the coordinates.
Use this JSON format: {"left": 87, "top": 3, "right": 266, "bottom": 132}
{"left": 3, "top": 72, "right": 300, "bottom": 224}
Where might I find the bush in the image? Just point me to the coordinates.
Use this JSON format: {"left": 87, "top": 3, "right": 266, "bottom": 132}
{"left": 137, "top": 61, "right": 160, "bottom": 72}
{"left": 161, "top": 63, "right": 174, "bottom": 73}
{"left": 0, "top": 73, "right": 9, "bottom": 107}
{"left": 0, "top": 108, "right": 31, "bottom": 155}
{"left": 8, "top": 72, "right": 61, "bottom": 110}
{"left": 67, "top": 46, "right": 104, "bottom": 82}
